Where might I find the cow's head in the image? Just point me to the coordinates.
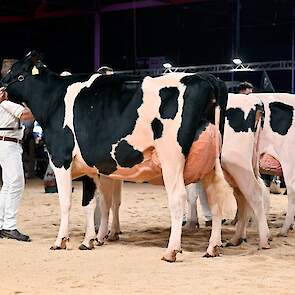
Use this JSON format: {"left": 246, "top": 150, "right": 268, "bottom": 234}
{"left": 1, "top": 51, "right": 45, "bottom": 103}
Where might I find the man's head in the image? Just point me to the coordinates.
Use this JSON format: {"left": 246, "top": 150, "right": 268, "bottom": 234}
{"left": 97, "top": 66, "right": 113, "bottom": 75}
{"left": 238, "top": 81, "right": 254, "bottom": 95}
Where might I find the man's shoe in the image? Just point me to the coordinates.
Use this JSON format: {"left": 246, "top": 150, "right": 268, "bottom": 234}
{"left": 0, "top": 230, "right": 3, "bottom": 238}
{"left": 1, "top": 229, "right": 31, "bottom": 242}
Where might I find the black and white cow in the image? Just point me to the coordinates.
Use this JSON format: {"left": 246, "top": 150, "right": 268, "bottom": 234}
{"left": 1, "top": 51, "right": 234, "bottom": 262}
{"left": 222, "top": 93, "right": 295, "bottom": 247}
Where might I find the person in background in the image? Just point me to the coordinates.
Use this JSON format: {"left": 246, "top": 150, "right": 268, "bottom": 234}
{"left": 237, "top": 81, "right": 254, "bottom": 95}
{"left": 0, "top": 59, "right": 34, "bottom": 241}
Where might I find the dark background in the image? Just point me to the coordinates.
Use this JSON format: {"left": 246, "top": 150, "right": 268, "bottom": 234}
{"left": 0, "top": 0, "right": 294, "bottom": 91}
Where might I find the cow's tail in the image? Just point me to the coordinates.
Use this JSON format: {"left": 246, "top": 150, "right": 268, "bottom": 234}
{"left": 252, "top": 102, "right": 270, "bottom": 213}
{"left": 252, "top": 102, "right": 264, "bottom": 177}
{"left": 203, "top": 105, "right": 236, "bottom": 218}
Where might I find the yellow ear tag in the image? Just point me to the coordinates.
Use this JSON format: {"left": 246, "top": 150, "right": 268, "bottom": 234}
{"left": 32, "top": 66, "right": 39, "bottom": 75}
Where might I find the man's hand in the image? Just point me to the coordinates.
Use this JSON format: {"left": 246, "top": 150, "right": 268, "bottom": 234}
{"left": 0, "top": 87, "right": 8, "bottom": 103}
{"left": 20, "top": 107, "right": 35, "bottom": 121}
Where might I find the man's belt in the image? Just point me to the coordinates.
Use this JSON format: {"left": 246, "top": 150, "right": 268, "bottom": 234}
{"left": 0, "top": 136, "right": 23, "bottom": 144}
{"left": 0, "top": 127, "right": 22, "bottom": 130}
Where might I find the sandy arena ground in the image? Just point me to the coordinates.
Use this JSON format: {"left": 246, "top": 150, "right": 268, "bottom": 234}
{"left": 1, "top": 179, "right": 295, "bottom": 295}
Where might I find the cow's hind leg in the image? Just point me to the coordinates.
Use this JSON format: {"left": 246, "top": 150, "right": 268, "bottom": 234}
{"left": 225, "top": 187, "right": 250, "bottom": 247}
{"left": 79, "top": 176, "right": 97, "bottom": 250}
{"left": 234, "top": 172, "right": 270, "bottom": 249}
{"left": 155, "top": 143, "right": 186, "bottom": 262}
{"left": 162, "top": 168, "right": 186, "bottom": 262}
{"left": 50, "top": 166, "right": 72, "bottom": 250}
{"left": 108, "top": 180, "right": 122, "bottom": 241}
{"left": 202, "top": 170, "right": 222, "bottom": 257}
{"left": 202, "top": 160, "right": 235, "bottom": 257}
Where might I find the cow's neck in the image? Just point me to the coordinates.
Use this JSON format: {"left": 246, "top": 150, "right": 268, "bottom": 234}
{"left": 23, "top": 72, "right": 67, "bottom": 129}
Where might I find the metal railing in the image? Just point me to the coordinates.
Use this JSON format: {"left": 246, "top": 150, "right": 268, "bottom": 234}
{"left": 115, "top": 60, "right": 294, "bottom": 77}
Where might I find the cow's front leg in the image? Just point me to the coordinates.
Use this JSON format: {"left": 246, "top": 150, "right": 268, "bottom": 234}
{"left": 94, "top": 192, "right": 101, "bottom": 233}
{"left": 50, "top": 166, "right": 72, "bottom": 250}
{"left": 79, "top": 175, "right": 97, "bottom": 250}
{"left": 79, "top": 197, "right": 96, "bottom": 250}
{"left": 108, "top": 180, "right": 122, "bottom": 241}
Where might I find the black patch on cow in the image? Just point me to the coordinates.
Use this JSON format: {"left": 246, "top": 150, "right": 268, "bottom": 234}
{"left": 180, "top": 74, "right": 228, "bottom": 137}
{"left": 225, "top": 107, "right": 257, "bottom": 132}
{"left": 45, "top": 125, "right": 75, "bottom": 169}
{"left": 177, "top": 74, "right": 224, "bottom": 156}
{"left": 269, "top": 102, "right": 293, "bottom": 135}
{"left": 82, "top": 176, "right": 96, "bottom": 207}
{"left": 180, "top": 75, "right": 204, "bottom": 86}
{"left": 73, "top": 75, "right": 144, "bottom": 175}
{"left": 151, "top": 118, "right": 163, "bottom": 140}
{"left": 159, "top": 87, "right": 179, "bottom": 119}
{"left": 115, "top": 140, "right": 144, "bottom": 168}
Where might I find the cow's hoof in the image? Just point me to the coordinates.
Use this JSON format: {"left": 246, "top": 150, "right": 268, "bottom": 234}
{"left": 50, "top": 237, "right": 68, "bottom": 250}
{"left": 224, "top": 238, "right": 247, "bottom": 247}
{"left": 95, "top": 238, "right": 104, "bottom": 246}
{"left": 79, "top": 239, "right": 95, "bottom": 250}
{"left": 161, "top": 249, "right": 182, "bottom": 263}
{"left": 277, "top": 231, "right": 288, "bottom": 237}
{"left": 108, "top": 232, "right": 120, "bottom": 241}
{"left": 203, "top": 245, "right": 221, "bottom": 258}
{"left": 203, "top": 252, "right": 214, "bottom": 258}
{"left": 258, "top": 242, "right": 271, "bottom": 250}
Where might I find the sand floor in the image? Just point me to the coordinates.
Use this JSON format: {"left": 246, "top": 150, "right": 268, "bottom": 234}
{"left": 1, "top": 179, "right": 295, "bottom": 295}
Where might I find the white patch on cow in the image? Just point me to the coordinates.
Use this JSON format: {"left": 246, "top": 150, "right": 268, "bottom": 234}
{"left": 109, "top": 73, "right": 189, "bottom": 165}
{"left": 62, "top": 73, "right": 101, "bottom": 158}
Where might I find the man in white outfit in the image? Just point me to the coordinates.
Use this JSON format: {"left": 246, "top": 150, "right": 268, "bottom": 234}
{"left": 0, "top": 60, "right": 34, "bottom": 241}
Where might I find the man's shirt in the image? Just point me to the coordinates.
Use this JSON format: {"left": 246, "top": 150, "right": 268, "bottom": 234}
{"left": 0, "top": 101, "right": 24, "bottom": 140}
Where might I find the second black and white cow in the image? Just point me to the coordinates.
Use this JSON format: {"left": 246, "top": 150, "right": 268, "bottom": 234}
{"left": 1, "top": 51, "right": 234, "bottom": 262}
{"left": 223, "top": 93, "right": 295, "bottom": 247}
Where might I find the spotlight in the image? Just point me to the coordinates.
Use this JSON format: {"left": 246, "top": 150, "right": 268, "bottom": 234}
{"left": 232, "top": 58, "right": 242, "bottom": 65}
{"left": 163, "top": 63, "right": 173, "bottom": 69}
